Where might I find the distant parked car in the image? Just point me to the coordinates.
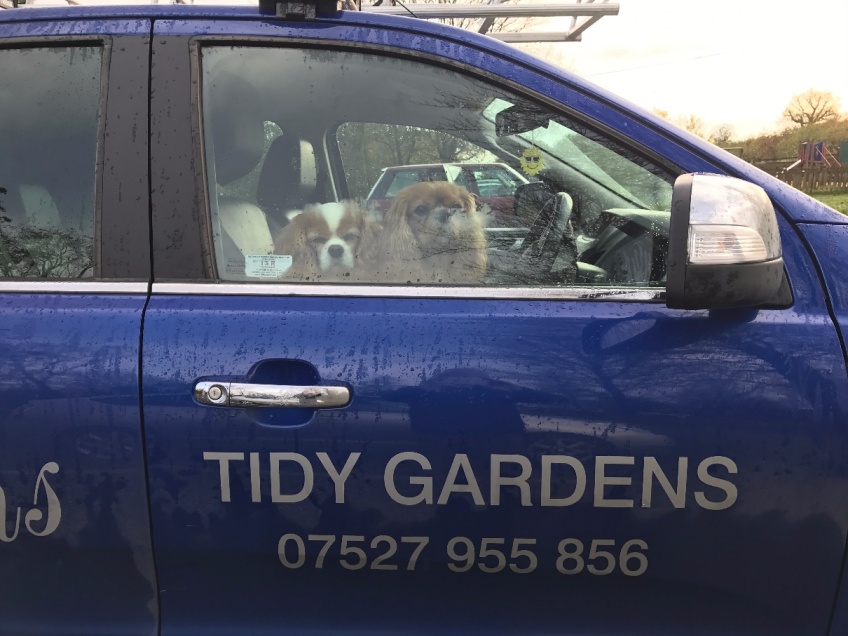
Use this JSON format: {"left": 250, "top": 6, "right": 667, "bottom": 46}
{"left": 366, "top": 162, "right": 529, "bottom": 225}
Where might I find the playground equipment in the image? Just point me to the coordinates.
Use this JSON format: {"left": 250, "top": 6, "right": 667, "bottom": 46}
{"left": 797, "top": 141, "right": 841, "bottom": 167}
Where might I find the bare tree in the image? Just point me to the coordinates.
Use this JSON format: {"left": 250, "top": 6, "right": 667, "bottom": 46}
{"left": 0, "top": 216, "right": 92, "bottom": 279}
{"left": 418, "top": 128, "right": 480, "bottom": 162}
{"left": 650, "top": 108, "right": 716, "bottom": 140}
{"left": 709, "top": 124, "right": 734, "bottom": 145}
{"left": 783, "top": 89, "right": 841, "bottom": 127}
{"left": 368, "top": 0, "right": 576, "bottom": 69}
{"left": 679, "top": 114, "right": 706, "bottom": 138}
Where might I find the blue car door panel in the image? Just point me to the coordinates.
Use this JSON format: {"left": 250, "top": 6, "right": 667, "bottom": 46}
{"left": 142, "top": 13, "right": 848, "bottom": 636}
{"left": 0, "top": 17, "right": 156, "bottom": 636}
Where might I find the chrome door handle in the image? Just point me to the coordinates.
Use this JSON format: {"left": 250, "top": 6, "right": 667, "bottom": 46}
{"left": 194, "top": 381, "right": 350, "bottom": 409}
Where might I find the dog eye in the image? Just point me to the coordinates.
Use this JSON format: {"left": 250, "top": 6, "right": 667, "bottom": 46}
{"left": 413, "top": 205, "right": 429, "bottom": 217}
{"left": 309, "top": 237, "right": 328, "bottom": 246}
{"left": 343, "top": 233, "right": 359, "bottom": 243}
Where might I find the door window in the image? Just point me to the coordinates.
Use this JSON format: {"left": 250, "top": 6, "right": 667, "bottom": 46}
{"left": 0, "top": 46, "right": 101, "bottom": 278}
{"left": 200, "top": 46, "right": 674, "bottom": 287}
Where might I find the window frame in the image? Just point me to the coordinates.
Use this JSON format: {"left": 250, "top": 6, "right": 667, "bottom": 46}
{"left": 187, "top": 35, "right": 684, "bottom": 301}
{"left": 0, "top": 37, "right": 109, "bottom": 285}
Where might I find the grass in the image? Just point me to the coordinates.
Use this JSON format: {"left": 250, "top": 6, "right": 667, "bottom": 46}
{"left": 811, "top": 190, "right": 848, "bottom": 215}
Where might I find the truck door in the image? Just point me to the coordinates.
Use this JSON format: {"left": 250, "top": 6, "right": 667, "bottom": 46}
{"left": 144, "top": 14, "right": 848, "bottom": 635}
{"left": 0, "top": 18, "right": 156, "bottom": 635}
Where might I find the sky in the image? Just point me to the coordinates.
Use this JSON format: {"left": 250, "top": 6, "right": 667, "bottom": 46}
{"left": 535, "top": 0, "right": 848, "bottom": 139}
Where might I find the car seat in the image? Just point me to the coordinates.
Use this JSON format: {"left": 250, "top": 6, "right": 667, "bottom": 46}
{"left": 256, "top": 135, "right": 318, "bottom": 229}
{"left": 207, "top": 73, "right": 276, "bottom": 279}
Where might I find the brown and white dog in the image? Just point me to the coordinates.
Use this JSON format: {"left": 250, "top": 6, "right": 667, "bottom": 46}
{"left": 377, "top": 181, "right": 487, "bottom": 284}
{"left": 273, "top": 200, "right": 381, "bottom": 282}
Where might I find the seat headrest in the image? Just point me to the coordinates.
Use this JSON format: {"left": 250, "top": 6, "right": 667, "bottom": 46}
{"left": 209, "top": 74, "right": 266, "bottom": 186}
{"left": 257, "top": 136, "right": 318, "bottom": 217}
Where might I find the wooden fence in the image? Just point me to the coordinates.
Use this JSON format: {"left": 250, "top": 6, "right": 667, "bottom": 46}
{"left": 767, "top": 166, "right": 848, "bottom": 193}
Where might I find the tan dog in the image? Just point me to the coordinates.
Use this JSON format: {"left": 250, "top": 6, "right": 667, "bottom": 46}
{"left": 273, "top": 200, "right": 381, "bottom": 282}
{"left": 377, "top": 182, "right": 487, "bottom": 284}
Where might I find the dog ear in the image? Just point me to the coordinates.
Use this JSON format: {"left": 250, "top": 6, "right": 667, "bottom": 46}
{"left": 382, "top": 189, "right": 409, "bottom": 234}
{"left": 463, "top": 189, "right": 478, "bottom": 213}
{"left": 273, "top": 213, "right": 319, "bottom": 279}
{"left": 273, "top": 214, "right": 303, "bottom": 257}
{"left": 449, "top": 186, "right": 487, "bottom": 283}
{"left": 383, "top": 190, "right": 419, "bottom": 260}
{"left": 355, "top": 216, "right": 382, "bottom": 265}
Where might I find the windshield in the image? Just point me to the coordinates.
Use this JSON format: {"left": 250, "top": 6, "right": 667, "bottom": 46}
{"left": 484, "top": 98, "right": 672, "bottom": 211}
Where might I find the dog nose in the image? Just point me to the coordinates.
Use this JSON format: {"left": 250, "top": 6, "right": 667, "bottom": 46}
{"left": 328, "top": 244, "right": 344, "bottom": 259}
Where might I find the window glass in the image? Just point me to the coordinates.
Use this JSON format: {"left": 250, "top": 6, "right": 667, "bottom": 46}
{"left": 385, "top": 168, "right": 447, "bottom": 198}
{"left": 441, "top": 165, "right": 461, "bottom": 183}
{"left": 219, "top": 121, "right": 284, "bottom": 203}
{"left": 201, "top": 46, "right": 675, "bottom": 287}
{"left": 482, "top": 98, "right": 672, "bottom": 212}
{"left": 470, "top": 166, "right": 524, "bottom": 197}
{"left": 0, "top": 46, "right": 101, "bottom": 279}
{"left": 340, "top": 124, "right": 498, "bottom": 201}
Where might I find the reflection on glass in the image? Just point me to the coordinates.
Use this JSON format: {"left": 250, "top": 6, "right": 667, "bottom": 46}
{"left": 201, "top": 46, "right": 674, "bottom": 287}
{"left": 0, "top": 47, "right": 100, "bottom": 279}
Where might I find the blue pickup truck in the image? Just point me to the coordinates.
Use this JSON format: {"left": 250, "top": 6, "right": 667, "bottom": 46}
{"left": 2, "top": 2, "right": 848, "bottom": 634}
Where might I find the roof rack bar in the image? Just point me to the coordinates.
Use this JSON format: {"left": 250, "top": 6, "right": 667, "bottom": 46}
{"left": 477, "top": 0, "right": 506, "bottom": 35}
{"left": 489, "top": 30, "right": 589, "bottom": 43}
{"left": 363, "top": 3, "right": 619, "bottom": 19}
{"left": 564, "top": 14, "right": 602, "bottom": 40}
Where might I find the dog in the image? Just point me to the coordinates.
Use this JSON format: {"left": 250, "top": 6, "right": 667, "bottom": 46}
{"left": 377, "top": 181, "right": 487, "bottom": 284}
{"left": 273, "top": 200, "right": 381, "bottom": 282}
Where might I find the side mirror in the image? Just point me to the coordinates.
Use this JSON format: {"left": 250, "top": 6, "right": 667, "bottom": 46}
{"left": 666, "top": 174, "right": 792, "bottom": 310}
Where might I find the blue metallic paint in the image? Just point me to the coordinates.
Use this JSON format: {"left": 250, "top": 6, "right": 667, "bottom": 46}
{"left": 143, "top": 214, "right": 848, "bottom": 634}
{"left": 798, "top": 223, "right": 848, "bottom": 635}
{"left": 799, "top": 224, "right": 848, "bottom": 333}
{"left": 0, "top": 15, "right": 157, "bottom": 636}
{"left": 138, "top": 14, "right": 848, "bottom": 635}
{"left": 0, "top": 14, "right": 150, "bottom": 36}
{"left": 0, "top": 294, "right": 156, "bottom": 635}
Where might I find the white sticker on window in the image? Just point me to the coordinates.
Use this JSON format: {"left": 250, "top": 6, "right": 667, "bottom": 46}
{"left": 245, "top": 254, "right": 292, "bottom": 279}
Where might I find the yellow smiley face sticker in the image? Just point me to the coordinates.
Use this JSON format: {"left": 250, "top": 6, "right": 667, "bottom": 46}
{"left": 520, "top": 147, "right": 544, "bottom": 176}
